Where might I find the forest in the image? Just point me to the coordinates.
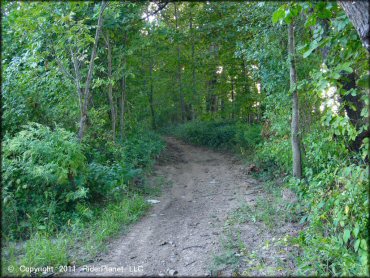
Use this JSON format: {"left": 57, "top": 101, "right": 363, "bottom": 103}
{"left": 1, "top": 1, "right": 369, "bottom": 277}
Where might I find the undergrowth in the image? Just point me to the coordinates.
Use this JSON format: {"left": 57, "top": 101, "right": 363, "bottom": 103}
{"left": 164, "top": 120, "right": 261, "bottom": 153}
{"left": 170, "top": 120, "right": 368, "bottom": 276}
{"left": 1, "top": 181, "right": 168, "bottom": 277}
{"left": 2, "top": 123, "right": 165, "bottom": 276}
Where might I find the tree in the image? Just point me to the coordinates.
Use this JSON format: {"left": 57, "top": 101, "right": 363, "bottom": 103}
{"left": 288, "top": 22, "right": 302, "bottom": 179}
{"left": 102, "top": 31, "right": 117, "bottom": 142}
{"left": 339, "top": 1, "right": 369, "bottom": 52}
{"left": 189, "top": 4, "right": 197, "bottom": 120}
{"left": 174, "top": 3, "right": 186, "bottom": 122}
{"left": 78, "top": 1, "right": 107, "bottom": 141}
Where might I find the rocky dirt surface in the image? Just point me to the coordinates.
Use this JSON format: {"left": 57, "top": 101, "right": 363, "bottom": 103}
{"left": 69, "top": 137, "right": 299, "bottom": 277}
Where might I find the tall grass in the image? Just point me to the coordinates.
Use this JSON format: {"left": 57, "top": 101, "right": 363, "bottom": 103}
{"left": 2, "top": 194, "right": 150, "bottom": 276}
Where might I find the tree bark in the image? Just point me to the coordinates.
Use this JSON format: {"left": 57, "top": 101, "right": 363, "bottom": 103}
{"left": 206, "top": 44, "right": 218, "bottom": 113}
{"left": 339, "top": 72, "right": 368, "bottom": 152}
{"left": 174, "top": 3, "right": 186, "bottom": 122}
{"left": 120, "top": 75, "right": 126, "bottom": 141}
{"left": 103, "top": 32, "right": 116, "bottom": 142}
{"left": 242, "top": 56, "right": 249, "bottom": 94}
{"left": 149, "top": 55, "right": 156, "bottom": 129}
{"left": 120, "top": 62, "right": 126, "bottom": 142}
{"left": 190, "top": 7, "right": 197, "bottom": 120}
{"left": 70, "top": 48, "right": 83, "bottom": 117}
{"left": 78, "top": 1, "right": 107, "bottom": 141}
{"left": 52, "top": 46, "right": 84, "bottom": 117}
{"left": 339, "top": 1, "right": 370, "bottom": 53}
{"left": 231, "top": 77, "right": 235, "bottom": 119}
{"left": 288, "top": 23, "right": 302, "bottom": 179}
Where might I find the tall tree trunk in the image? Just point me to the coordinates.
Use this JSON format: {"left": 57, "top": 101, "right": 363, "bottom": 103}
{"left": 339, "top": 1, "right": 370, "bottom": 53}
{"left": 339, "top": 72, "right": 369, "bottom": 152}
{"left": 212, "top": 95, "right": 218, "bottom": 112}
{"left": 190, "top": 7, "right": 196, "bottom": 120}
{"left": 53, "top": 46, "right": 84, "bottom": 117}
{"left": 288, "top": 23, "right": 302, "bottom": 179}
{"left": 70, "top": 48, "right": 83, "bottom": 117}
{"left": 242, "top": 56, "right": 249, "bottom": 94}
{"left": 207, "top": 44, "right": 218, "bottom": 113}
{"left": 103, "top": 32, "right": 116, "bottom": 142}
{"left": 220, "top": 98, "right": 225, "bottom": 117}
{"left": 337, "top": 2, "right": 370, "bottom": 154}
{"left": 231, "top": 77, "right": 235, "bottom": 119}
{"left": 120, "top": 33, "right": 129, "bottom": 141}
{"left": 149, "top": 54, "right": 156, "bottom": 129}
{"left": 78, "top": 1, "right": 107, "bottom": 141}
{"left": 120, "top": 69, "right": 126, "bottom": 141}
{"left": 174, "top": 3, "right": 186, "bottom": 122}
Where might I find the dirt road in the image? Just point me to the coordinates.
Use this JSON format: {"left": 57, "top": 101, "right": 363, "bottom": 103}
{"left": 70, "top": 137, "right": 296, "bottom": 276}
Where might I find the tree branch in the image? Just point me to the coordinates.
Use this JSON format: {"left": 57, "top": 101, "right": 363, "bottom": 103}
{"left": 141, "top": 1, "right": 169, "bottom": 20}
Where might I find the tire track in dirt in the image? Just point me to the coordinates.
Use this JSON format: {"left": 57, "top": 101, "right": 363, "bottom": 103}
{"left": 70, "top": 137, "right": 295, "bottom": 276}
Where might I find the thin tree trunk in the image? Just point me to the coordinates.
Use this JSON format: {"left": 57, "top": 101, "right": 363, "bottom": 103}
{"left": 190, "top": 7, "right": 196, "bottom": 120}
{"left": 149, "top": 55, "right": 156, "bottom": 129}
{"left": 120, "top": 33, "right": 129, "bottom": 141}
{"left": 70, "top": 49, "right": 83, "bottom": 117}
{"left": 288, "top": 23, "right": 302, "bottom": 179}
{"left": 221, "top": 98, "right": 225, "bottom": 117}
{"left": 339, "top": 72, "right": 368, "bottom": 152}
{"left": 339, "top": 1, "right": 369, "bottom": 53}
{"left": 242, "top": 56, "right": 248, "bottom": 94}
{"left": 174, "top": 3, "right": 186, "bottom": 122}
{"left": 231, "top": 77, "right": 235, "bottom": 119}
{"left": 103, "top": 32, "right": 116, "bottom": 142}
{"left": 212, "top": 95, "right": 218, "bottom": 112}
{"left": 120, "top": 74, "right": 126, "bottom": 141}
{"left": 53, "top": 46, "right": 83, "bottom": 117}
{"left": 78, "top": 1, "right": 107, "bottom": 141}
{"left": 242, "top": 56, "right": 251, "bottom": 120}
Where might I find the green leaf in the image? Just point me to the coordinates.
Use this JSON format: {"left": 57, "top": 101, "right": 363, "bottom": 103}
{"left": 336, "top": 62, "right": 353, "bottom": 74}
{"left": 305, "top": 15, "right": 317, "bottom": 28}
{"left": 360, "top": 239, "right": 367, "bottom": 250}
{"left": 284, "top": 14, "right": 292, "bottom": 24}
{"left": 272, "top": 8, "right": 285, "bottom": 24}
{"left": 357, "top": 75, "right": 370, "bottom": 89}
{"left": 343, "top": 229, "right": 351, "bottom": 244}
{"left": 360, "top": 107, "right": 368, "bottom": 117}
{"left": 303, "top": 40, "right": 319, "bottom": 58}
{"left": 317, "top": 8, "right": 331, "bottom": 19}
{"left": 354, "top": 239, "right": 360, "bottom": 252}
{"left": 353, "top": 223, "right": 360, "bottom": 237}
{"left": 331, "top": 72, "right": 341, "bottom": 80}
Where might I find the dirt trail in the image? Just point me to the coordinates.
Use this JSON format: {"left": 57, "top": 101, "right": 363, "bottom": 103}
{"left": 70, "top": 137, "right": 296, "bottom": 276}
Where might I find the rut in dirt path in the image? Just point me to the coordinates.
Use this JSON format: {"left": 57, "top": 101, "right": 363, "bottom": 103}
{"left": 70, "top": 137, "right": 283, "bottom": 276}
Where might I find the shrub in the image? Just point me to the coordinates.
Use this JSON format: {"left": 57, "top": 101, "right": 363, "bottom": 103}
{"left": 171, "top": 120, "right": 261, "bottom": 151}
{"left": 122, "top": 131, "right": 165, "bottom": 169}
{"left": 256, "top": 137, "right": 292, "bottom": 173}
{"left": 292, "top": 161, "right": 368, "bottom": 276}
{"left": 83, "top": 129, "right": 164, "bottom": 201}
{"left": 2, "top": 123, "right": 87, "bottom": 238}
{"left": 234, "top": 122, "right": 262, "bottom": 150}
{"left": 257, "top": 127, "right": 368, "bottom": 275}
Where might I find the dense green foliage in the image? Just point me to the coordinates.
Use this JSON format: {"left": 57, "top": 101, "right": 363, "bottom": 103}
{"left": 2, "top": 1, "right": 368, "bottom": 276}
{"left": 169, "top": 121, "right": 261, "bottom": 152}
{"left": 2, "top": 122, "right": 163, "bottom": 240}
{"left": 3, "top": 123, "right": 87, "bottom": 238}
{"left": 4, "top": 194, "right": 149, "bottom": 276}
